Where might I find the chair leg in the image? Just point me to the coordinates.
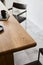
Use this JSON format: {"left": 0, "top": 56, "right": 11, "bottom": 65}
{"left": 38, "top": 50, "right": 40, "bottom": 62}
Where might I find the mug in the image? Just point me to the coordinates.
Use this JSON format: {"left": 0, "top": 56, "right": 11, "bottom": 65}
{"left": 1, "top": 10, "right": 6, "bottom": 18}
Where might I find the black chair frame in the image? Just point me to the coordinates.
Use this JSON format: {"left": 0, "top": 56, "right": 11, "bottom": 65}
{"left": 8, "top": 2, "right": 27, "bottom": 23}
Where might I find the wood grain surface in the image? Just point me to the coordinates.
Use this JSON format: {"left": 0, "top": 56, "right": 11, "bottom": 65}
{"left": 0, "top": 1, "right": 36, "bottom": 55}
{"left": 0, "top": 15, "right": 36, "bottom": 55}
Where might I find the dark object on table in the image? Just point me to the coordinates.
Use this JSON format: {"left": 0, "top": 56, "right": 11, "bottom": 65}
{"left": 8, "top": 2, "right": 27, "bottom": 23}
{"left": 0, "top": 25, "right": 4, "bottom": 33}
{"left": 0, "top": 10, "right": 10, "bottom": 21}
{"left": 1, "top": 10, "right": 6, "bottom": 18}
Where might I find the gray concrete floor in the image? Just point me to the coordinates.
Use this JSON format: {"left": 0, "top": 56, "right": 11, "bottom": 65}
{"left": 4, "top": 0, "right": 43, "bottom": 65}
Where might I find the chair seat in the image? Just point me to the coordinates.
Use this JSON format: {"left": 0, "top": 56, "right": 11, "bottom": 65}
{"left": 39, "top": 48, "right": 43, "bottom": 55}
{"left": 13, "top": 14, "right": 26, "bottom": 23}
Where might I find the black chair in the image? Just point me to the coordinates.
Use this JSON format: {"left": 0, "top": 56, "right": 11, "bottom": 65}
{"left": 8, "top": 2, "right": 27, "bottom": 23}
{"left": 25, "top": 48, "right": 43, "bottom": 65}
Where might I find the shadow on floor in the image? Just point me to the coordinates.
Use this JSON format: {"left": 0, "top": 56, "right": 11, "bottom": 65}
{"left": 24, "top": 60, "right": 42, "bottom": 65}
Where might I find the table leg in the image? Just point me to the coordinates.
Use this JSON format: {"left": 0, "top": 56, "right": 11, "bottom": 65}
{"left": 0, "top": 53, "right": 14, "bottom": 65}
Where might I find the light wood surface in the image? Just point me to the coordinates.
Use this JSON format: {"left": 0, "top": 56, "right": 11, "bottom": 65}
{"left": 0, "top": 14, "right": 36, "bottom": 55}
{"left": 0, "top": 1, "right": 36, "bottom": 55}
{"left": 0, "top": 1, "right": 36, "bottom": 65}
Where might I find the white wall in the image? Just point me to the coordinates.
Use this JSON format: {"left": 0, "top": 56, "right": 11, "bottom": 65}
{"left": 27, "top": 0, "right": 43, "bottom": 30}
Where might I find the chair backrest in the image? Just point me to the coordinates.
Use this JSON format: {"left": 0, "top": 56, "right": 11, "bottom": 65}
{"left": 13, "top": 2, "right": 26, "bottom": 10}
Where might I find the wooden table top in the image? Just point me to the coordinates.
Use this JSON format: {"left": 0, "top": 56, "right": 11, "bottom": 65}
{"left": 0, "top": 1, "right": 36, "bottom": 55}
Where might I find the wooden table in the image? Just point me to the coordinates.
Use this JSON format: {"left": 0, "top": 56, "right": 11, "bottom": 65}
{"left": 0, "top": 1, "right": 36, "bottom": 65}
